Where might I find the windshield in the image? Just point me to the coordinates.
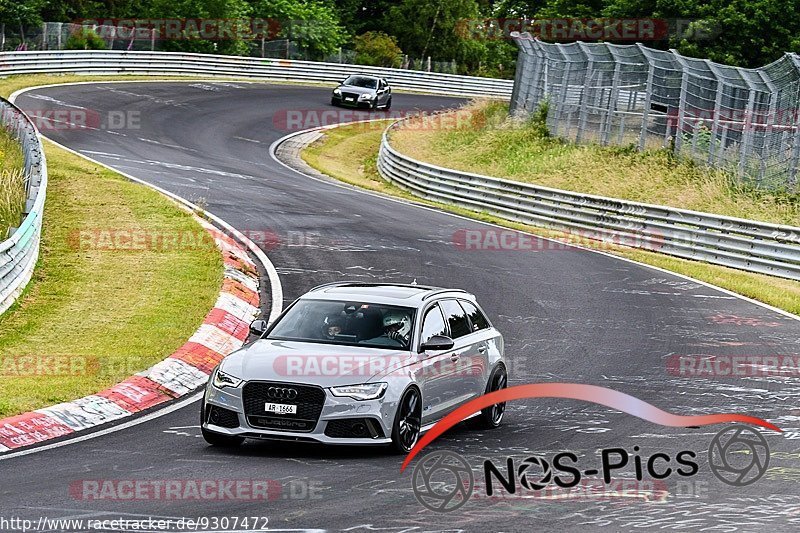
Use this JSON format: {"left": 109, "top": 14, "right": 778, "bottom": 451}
{"left": 343, "top": 76, "right": 378, "bottom": 89}
{"left": 267, "top": 299, "right": 415, "bottom": 349}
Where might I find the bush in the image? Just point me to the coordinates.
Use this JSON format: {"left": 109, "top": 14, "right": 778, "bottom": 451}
{"left": 65, "top": 28, "right": 107, "bottom": 50}
{"left": 354, "top": 31, "right": 402, "bottom": 68}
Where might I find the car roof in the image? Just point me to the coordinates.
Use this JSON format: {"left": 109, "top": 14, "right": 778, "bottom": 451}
{"left": 302, "top": 282, "right": 473, "bottom": 307}
{"left": 346, "top": 74, "right": 381, "bottom": 81}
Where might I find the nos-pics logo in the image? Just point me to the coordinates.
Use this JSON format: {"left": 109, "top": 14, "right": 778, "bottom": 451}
{"left": 411, "top": 424, "right": 770, "bottom": 512}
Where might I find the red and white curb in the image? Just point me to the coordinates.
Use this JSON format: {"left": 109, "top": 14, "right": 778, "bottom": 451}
{"left": 0, "top": 217, "right": 260, "bottom": 452}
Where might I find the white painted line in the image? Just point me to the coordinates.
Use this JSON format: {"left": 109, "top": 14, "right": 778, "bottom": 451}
{"left": 0, "top": 392, "right": 203, "bottom": 461}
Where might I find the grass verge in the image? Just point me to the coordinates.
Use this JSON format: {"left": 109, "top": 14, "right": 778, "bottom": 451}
{"left": 301, "top": 117, "right": 800, "bottom": 316}
{"left": 0, "top": 75, "right": 224, "bottom": 417}
{"left": 0, "top": 125, "right": 25, "bottom": 239}
{"left": 391, "top": 100, "right": 800, "bottom": 226}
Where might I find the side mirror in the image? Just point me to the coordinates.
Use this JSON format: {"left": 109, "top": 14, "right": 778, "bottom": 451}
{"left": 249, "top": 319, "right": 268, "bottom": 337}
{"left": 419, "top": 335, "right": 455, "bottom": 353}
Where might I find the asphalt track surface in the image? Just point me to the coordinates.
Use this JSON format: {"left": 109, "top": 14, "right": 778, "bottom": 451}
{"left": 3, "top": 81, "right": 800, "bottom": 532}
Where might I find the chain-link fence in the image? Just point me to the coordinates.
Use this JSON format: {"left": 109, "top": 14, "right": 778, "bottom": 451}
{"left": 510, "top": 32, "right": 800, "bottom": 191}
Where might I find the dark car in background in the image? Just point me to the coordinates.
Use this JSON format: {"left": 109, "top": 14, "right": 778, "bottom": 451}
{"left": 331, "top": 75, "right": 392, "bottom": 110}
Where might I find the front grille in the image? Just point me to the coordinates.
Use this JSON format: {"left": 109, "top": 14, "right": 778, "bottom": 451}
{"left": 324, "top": 418, "right": 385, "bottom": 439}
{"left": 340, "top": 92, "right": 360, "bottom": 103}
{"left": 243, "top": 381, "right": 325, "bottom": 433}
{"left": 206, "top": 405, "right": 240, "bottom": 428}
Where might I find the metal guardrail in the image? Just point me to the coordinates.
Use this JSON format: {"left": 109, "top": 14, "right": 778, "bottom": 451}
{"left": 0, "top": 97, "right": 47, "bottom": 315}
{"left": 0, "top": 50, "right": 513, "bottom": 98}
{"left": 378, "top": 120, "right": 800, "bottom": 281}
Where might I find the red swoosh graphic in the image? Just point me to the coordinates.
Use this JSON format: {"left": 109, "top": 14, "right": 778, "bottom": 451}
{"left": 400, "top": 383, "right": 781, "bottom": 472}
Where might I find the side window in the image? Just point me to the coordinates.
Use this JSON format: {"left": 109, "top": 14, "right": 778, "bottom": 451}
{"left": 440, "top": 300, "right": 471, "bottom": 339}
{"left": 420, "top": 305, "right": 447, "bottom": 343}
{"left": 460, "top": 300, "right": 490, "bottom": 332}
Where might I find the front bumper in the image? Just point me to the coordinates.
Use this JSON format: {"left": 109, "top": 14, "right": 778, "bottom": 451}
{"left": 331, "top": 94, "right": 374, "bottom": 108}
{"left": 203, "top": 381, "right": 397, "bottom": 446}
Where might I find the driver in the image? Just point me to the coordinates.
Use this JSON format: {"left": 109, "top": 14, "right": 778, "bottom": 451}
{"left": 322, "top": 314, "right": 345, "bottom": 340}
{"left": 379, "top": 311, "right": 411, "bottom": 346}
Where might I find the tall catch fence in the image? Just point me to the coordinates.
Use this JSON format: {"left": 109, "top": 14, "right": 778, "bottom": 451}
{"left": 510, "top": 32, "right": 800, "bottom": 191}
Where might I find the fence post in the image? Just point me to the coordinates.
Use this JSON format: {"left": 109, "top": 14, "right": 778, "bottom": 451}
{"left": 553, "top": 60, "right": 571, "bottom": 137}
{"left": 637, "top": 45, "right": 655, "bottom": 151}
{"left": 601, "top": 61, "right": 621, "bottom": 145}
{"left": 509, "top": 33, "right": 527, "bottom": 116}
{"left": 705, "top": 61, "right": 725, "bottom": 165}
{"left": 756, "top": 70, "right": 779, "bottom": 184}
{"left": 738, "top": 89, "right": 757, "bottom": 177}
{"left": 575, "top": 43, "right": 593, "bottom": 143}
{"left": 672, "top": 51, "right": 690, "bottom": 155}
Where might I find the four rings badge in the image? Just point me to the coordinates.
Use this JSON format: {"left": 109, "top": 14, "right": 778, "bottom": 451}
{"left": 267, "top": 387, "right": 298, "bottom": 400}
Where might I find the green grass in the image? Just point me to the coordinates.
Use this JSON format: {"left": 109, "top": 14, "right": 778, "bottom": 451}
{"left": 0, "top": 76, "right": 224, "bottom": 417}
{"left": 301, "top": 114, "right": 800, "bottom": 316}
{"left": 0, "top": 126, "right": 25, "bottom": 239}
{"left": 391, "top": 100, "right": 800, "bottom": 226}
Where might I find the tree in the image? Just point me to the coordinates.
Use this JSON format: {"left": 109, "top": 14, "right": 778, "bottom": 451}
{"left": 332, "top": 0, "right": 395, "bottom": 35}
{"left": 64, "top": 27, "right": 107, "bottom": 49}
{"left": 0, "top": 0, "right": 46, "bottom": 30}
{"left": 387, "top": 0, "right": 482, "bottom": 63}
{"left": 145, "top": 0, "right": 253, "bottom": 55}
{"left": 354, "top": 31, "right": 402, "bottom": 67}
{"left": 248, "top": 0, "right": 347, "bottom": 59}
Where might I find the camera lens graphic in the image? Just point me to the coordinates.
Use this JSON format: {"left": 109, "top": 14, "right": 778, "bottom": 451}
{"left": 708, "top": 424, "right": 770, "bottom": 486}
{"left": 412, "top": 450, "right": 474, "bottom": 512}
{"left": 517, "top": 456, "right": 553, "bottom": 490}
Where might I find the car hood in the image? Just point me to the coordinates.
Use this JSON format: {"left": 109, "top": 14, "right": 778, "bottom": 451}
{"left": 219, "top": 339, "right": 414, "bottom": 387}
{"left": 336, "top": 85, "right": 376, "bottom": 95}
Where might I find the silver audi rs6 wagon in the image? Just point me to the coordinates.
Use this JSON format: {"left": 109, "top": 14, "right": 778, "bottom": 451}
{"left": 201, "top": 282, "right": 507, "bottom": 453}
{"left": 330, "top": 75, "right": 392, "bottom": 110}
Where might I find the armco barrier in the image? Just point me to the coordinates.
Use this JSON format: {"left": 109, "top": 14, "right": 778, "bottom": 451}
{"left": 0, "top": 98, "right": 46, "bottom": 315}
{"left": 0, "top": 50, "right": 513, "bottom": 99}
{"left": 377, "top": 120, "right": 800, "bottom": 281}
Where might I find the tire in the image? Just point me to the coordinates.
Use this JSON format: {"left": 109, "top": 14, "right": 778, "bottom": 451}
{"left": 389, "top": 387, "right": 422, "bottom": 454}
{"left": 384, "top": 97, "right": 392, "bottom": 110}
{"left": 475, "top": 364, "right": 507, "bottom": 429}
{"left": 201, "top": 404, "right": 244, "bottom": 447}
{"left": 370, "top": 99, "right": 378, "bottom": 111}
{"left": 331, "top": 98, "right": 338, "bottom": 107}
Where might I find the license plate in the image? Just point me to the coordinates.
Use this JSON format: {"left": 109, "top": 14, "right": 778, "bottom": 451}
{"left": 265, "top": 403, "right": 297, "bottom": 415}
{"left": 345, "top": 97, "right": 354, "bottom": 102}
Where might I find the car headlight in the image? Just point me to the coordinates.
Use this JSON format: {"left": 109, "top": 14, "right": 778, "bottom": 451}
{"left": 333, "top": 88, "right": 341, "bottom": 95}
{"left": 213, "top": 368, "right": 243, "bottom": 389}
{"left": 330, "top": 382, "right": 387, "bottom": 401}
{"left": 359, "top": 93, "right": 374, "bottom": 100}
